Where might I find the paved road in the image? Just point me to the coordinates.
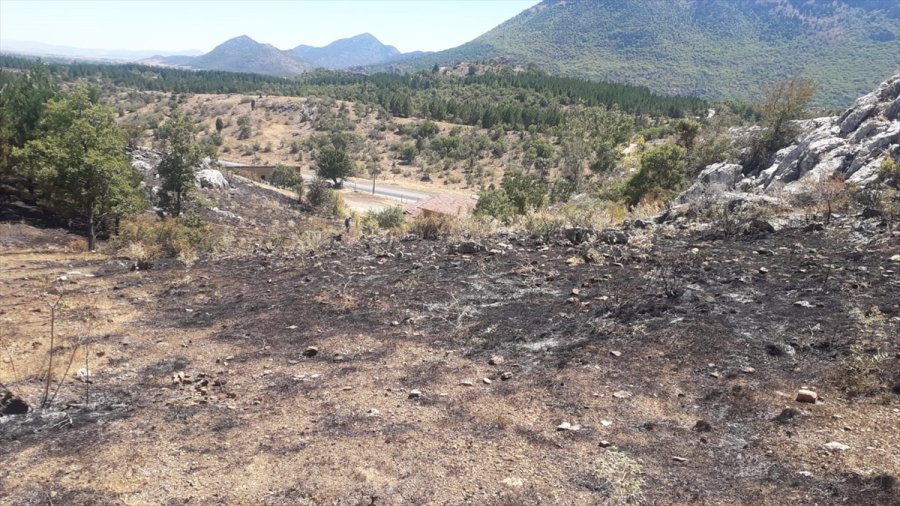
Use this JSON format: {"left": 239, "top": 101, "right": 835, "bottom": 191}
{"left": 219, "top": 160, "right": 429, "bottom": 204}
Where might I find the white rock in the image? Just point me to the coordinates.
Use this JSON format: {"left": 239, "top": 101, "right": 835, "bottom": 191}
{"left": 823, "top": 441, "right": 849, "bottom": 452}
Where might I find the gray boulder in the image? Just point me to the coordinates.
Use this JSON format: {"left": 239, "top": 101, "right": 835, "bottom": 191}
{"left": 196, "top": 169, "right": 230, "bottom": 190}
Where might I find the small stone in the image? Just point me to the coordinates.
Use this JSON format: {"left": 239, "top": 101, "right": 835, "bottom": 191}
{"left": 556, "top": 421, "right": 581, "bottom": 432}
{"left": 823, "top": 441, "right": 849, "bottom": 452}
{"left": 408, "top": 389, "right": 422, "bottom": 399}
{"left": 390, "top": 320, "right": 400, "bottom": 326}
{"left": 0, "top": 391, "right": 29, "bottom": 415}
{"left": 709, "top": 371, "right": 721, "bottom": 379}
{"left": 483, "top": 378, "right": 492, "bottom": 385}
{"left": 890, "top": 254, "right": 900, "bottom": 262}
{"left": 609, "top": 350, "right": 622, "bottom": 358}
{"left": 571, "top": 288, "right": 581, "bottom": 296}
{"left": 599, "top": 440, "right": 613, "bottom": 448}
{"left": 500, "top": 372, "right": 513, "bottom": 381}
{"left": 287, "top": 325, "right": 297, "bottom": 330}
{"left": 366, "top": 408, "right": 380, "bottom": 416}
{"left": 794, "top": 300, "right": 814, "bottom": 308}
{"left": 759, "top": 267, "right": 769, "bottom": 274}
{"left": 612, "top": 390, "right": 632, "bottom": 399}
{"left": 459, "top": 380, "right": 474, "bottom": 387}
{"left": 600, "top": 420, "right": 612, "bottom": 427}
{"left": 566, "top": 256, "right": 585, "bottom": 267}
{"left": 332, "top": 353, "right": 346, "bottom": 362}
{"left": 302, "top": 346, "right": 318, "bottom": 357}
{"left": 796, "top": 389, "right": 818, "bottom": 403}
{"left": 489, "top": 355, "right": 505, "bottom": 366}
{"left": 741, "top": 366, "right": 756, "bottom": 374}
{"left": 75, "top": 368, "right": 92, "bottom": 383}
{"left": 672, "top": 456, "right": 688, "bottom": 462}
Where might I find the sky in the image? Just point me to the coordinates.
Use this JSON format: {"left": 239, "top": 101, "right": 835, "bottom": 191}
{"left": 0, "top": 0, "right": 539, "bottom": 54}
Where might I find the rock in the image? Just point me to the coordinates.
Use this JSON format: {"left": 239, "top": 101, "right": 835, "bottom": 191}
{"left": 775, "top": 408, "right": 801, "bottom": 423}
{"left": 693, "top": 420, "right": 713, "bottom": 432}
{"left": 794, "top": 300, "right": 814, "bottom": 308}
{"left": 452, "top": 241, "right": 487, "bottom": 255}
{"left": 598, "top": 440, "right": 613, "bottom": 448}
{"left": 609, "top": 350, "right": 622, "bottom": 358}
{"left": 366, "top": 408, "right": 380, "bottom": 416}
{"left": 332, "top": 353, "right": 346, "bottom": 362}
{"left": 565, "top": 256, "right": 584, "bottom": 267}
{"left": 489, "top": 355, "right": 505, "bottom": 366}
{"left": 75, "top": 368, "right": 92, "bottom": 383}
{"left": 582, "top": 248, "right": 605, "bottom": 264}
{"left": 741, "top": 366, "right": 756, "bottom": 374}
{"left": 0, "top": 391, "right": 29, "bottom": 416}
{"left": 459, "top": 380, "right": 474, "bottom": 387}
{"left": 823, "top": 441, "right": 850, "bottom": 452}
{"left": 556, "top": 421, "right": 581, "bottom": 432}
{"left": 671, "top": 456, "right": 688, "bottom": 463}
{"left": 302, "top": 346, "right": 319, "bottom": 357}
{"left": 482, "top": 378, "right": 492, "bottom": 385}
{"left": 796, "top": 389, "right": 818, "bottom": 403}
{"left": 196, "top": 168, "right": 230, "bottom": 190}
{"left": 408, "top": 389, "right": 422, "bottom": 399}
{"left": 598, "top": 229, "right": 629, "bottom": 245}
{"left": 890, "top": 254, "right": 900, "bottom": 263}
{"left": 612, "top": 390, "right": 633, "bottom": 399}
{"left": 500, "top": 371, "right": 513, "bottom": 381}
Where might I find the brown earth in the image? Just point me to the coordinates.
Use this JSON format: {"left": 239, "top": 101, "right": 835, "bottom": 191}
{"left": 1, "top": 204, "right": 899, "bottom": 504}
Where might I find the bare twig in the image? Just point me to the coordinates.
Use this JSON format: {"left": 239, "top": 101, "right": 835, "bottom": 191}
{"left": 41, "top": 291, "right": 65, "bottom": 408}
{"left": 47, "top": 343, "right": 80, "bottom": 407}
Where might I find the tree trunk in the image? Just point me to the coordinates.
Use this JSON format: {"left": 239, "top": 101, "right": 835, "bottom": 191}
{"left": 88, "top": 213, "right": 96, "bottom": 251}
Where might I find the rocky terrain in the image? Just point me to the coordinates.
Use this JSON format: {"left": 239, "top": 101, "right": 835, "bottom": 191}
{"left": 680, "top": 73, "right": 900, "bottom": 206}
{"left": 2, "top": 189, "right": 898, "bottom": 503}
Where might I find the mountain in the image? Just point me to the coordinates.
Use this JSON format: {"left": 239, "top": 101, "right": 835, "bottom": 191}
{"left": 390, "top": 0, "right": 900, "bottom": 106}
{"left": 0, "top": 39, "right": 201, "bottom": 60}
{"left": 292, "top": 33, "right": 404, "bottom": 69}
{"left": 184, "top": 35, "right": 311, "bottom": 76}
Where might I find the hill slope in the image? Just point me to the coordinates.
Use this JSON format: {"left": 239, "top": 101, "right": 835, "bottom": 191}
{"left": 187, "top": 35, "right": 311, "bottom": 76}
{"left": 292, "top": 33, "right": 403, "bottom": 69}
{"left": 393, "top": 0, "right": 900, "bottom": 106}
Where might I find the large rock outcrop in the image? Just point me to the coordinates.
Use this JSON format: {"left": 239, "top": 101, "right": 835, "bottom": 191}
{"left": 679, "top": 73, "right": 900, "bottom": 205}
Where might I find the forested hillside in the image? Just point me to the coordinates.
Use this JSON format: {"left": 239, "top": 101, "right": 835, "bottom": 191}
{"left": 390, "top": 0, "right": 900, "bottom": 106}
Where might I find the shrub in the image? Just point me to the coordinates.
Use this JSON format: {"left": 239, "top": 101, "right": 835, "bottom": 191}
{"left": 880, "top": 155, "right": 900, "bottom": 189}
{"left": 624, "top": 143, "right": 687, "bottom": 206}
{"left": 115, "top": 215, "right": 213, "bottom": 259}
{"left": 371, "top": 206, "right": 405, "bottom": 229}
{"left": 305, "top": 180, "right": 345, "bottom": 217}
{"left": 409, "top": 214, "right": 453, "bottom": 239}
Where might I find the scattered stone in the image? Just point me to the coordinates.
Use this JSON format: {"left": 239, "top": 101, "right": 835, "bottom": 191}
{"left": 452, "top": 241, "right": 487, "bottom": 255}
{"left": 0, "top": 391, "right": 29, "bottom": 416}
{"left": 556, "top": 421, "right": 581, "bottom": 432}
{"left": 694, "top": 420, "right": 713, "bottom": 432}
{"left": 408, "top": 389, "right": 422, "bottom": 399}
{"left": 500, "top": 372, "right": 513, "bottom": 381}
{"left": 302, "top": 346, "right": 318, "bottom": 357}
{"left": 390, "top": 320, "right": 400, "bottom": 326}
{"left": 823, "top": 441, "right": 850, "bottom": 452}
{"left": 709, "top": 371, "right": 721, "bottom": 379}
{"left": 489, "top": 355, "right": 505, "bottom": 366}
{"left": 758, "top": 267, "right": 769, "bottom": 274}
{"left": 598, "top": 440, "right": 613, "bottom": 448}
{"left": 332, "top": 353, "right": 346, "bottom": 362}
{"left": 741, "top": 366, "right": 756, "bottom": 374}
{"left": 890, "top": 254, "right": 900, "bottom": 262}
{"left": 803, "top": 223, "right": 825, "bottom": 232}
{"left": 609, "top": 350, "right": 622, "bottom": 358}
{"left": 482, "top": 378, "right": 492, "bottom": 385}
{"left": 612, "top": 390, "right": 633, "bottom": 399}
{"left": 794, "top": 300, "right": 814, "bottom": 308}
{"left": 600, "top": 420, "right": 612, "bottom": 427}
{"left": 366, "top": 408, "right": 380, "bottom": 416}
{"left": 459, "top": 380, "right": 474, "bottom": 387}
{"left": 796, "top": 389, "right": 818, "bottom": 403}
{"left": 671, "top": 456, "right": 688, "bottom": 463}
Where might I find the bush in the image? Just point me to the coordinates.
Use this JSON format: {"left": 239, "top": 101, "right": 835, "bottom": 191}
{"left": 305, "top": 180, "right": 345, "bottom": 217}
{"left": 409, "top": 214, "right": 453, "bottom": 239}
{"left": 624, "top": 143, "right": 687, "bottom": 206}
{"left": 371, "top": 206, "right": 405, "bottom": 229}
{"left": 115, "top": 215, "right": 213, "bottom": 259}
{"left": 880, "top": 155, "right": 900, "bottom": 189}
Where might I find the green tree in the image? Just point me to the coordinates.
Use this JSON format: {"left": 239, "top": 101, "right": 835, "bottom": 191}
{"left": 399, "top": 143, "right": 418, "bottom": 164}
{"left": 560, "top": 106, "right": 633, "bottom": 186}
{"left": 157, "top": 112, "right": 202, "bottom": 217}
{"left": 215, "top": 117, "right": 225, "bottom": 133}
{"left": 315, "top": 146, "right": 354, "bottom": 188}
{"left": 271, "top": 164, "right": 301, "bottom": 188}
{"left": 624, "top": 143, "right": 687, "bottom": 206}
{"left": 14, "top": 86, "right": 144, "bottom": 249}
{"left": 0, "top": 60, "right": 57, "bottom": 184}
{"left": 674, "top": 119, "right": 702, "bottom": 149}
{"left": 745, "top": 76, "right": 817, "bottom": 172}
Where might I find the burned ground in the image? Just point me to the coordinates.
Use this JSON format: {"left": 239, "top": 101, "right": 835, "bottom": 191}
{"left": 1, "top": 211, "right": 898, "bottom": 504}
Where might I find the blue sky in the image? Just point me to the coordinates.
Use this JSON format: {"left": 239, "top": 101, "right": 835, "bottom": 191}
{"left": 0, "top": 0, "right": 539, "bottom": 53}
